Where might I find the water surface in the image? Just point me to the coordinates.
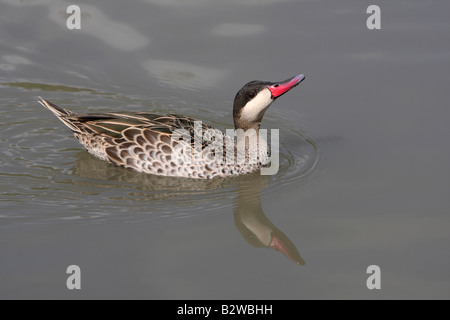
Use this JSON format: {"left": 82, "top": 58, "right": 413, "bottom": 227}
{"left": 1, "top": 0, "right": 449, "bottom": 299}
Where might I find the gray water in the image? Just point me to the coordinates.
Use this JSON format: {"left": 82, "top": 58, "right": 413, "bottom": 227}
{"left": 1, "top": 0, "right": 449, "bottom": 299}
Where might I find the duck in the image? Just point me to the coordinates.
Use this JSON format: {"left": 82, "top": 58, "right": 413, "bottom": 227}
{"left": 38, "top": 74, "right": 305, "bottom": 179}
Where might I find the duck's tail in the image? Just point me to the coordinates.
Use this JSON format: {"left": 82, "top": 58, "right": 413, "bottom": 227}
{"left": 38, "top": 97, "right": 81, "bottom": 133}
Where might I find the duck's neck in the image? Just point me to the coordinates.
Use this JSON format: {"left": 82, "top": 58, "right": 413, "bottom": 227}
{"left": 233, "top": 114, "right": 263, "bottom": 132}
{"left": 234, "top": 124, "right": 269, "bottom": 165}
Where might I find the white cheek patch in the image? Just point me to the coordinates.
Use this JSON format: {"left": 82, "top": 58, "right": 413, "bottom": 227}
{"left": 240, "top": 88, "right": 273, "bottom": 122}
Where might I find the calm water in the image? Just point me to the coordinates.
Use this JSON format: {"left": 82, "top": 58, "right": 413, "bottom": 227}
{"left": 1, "top": 0, "right": 449, "bottom": 299}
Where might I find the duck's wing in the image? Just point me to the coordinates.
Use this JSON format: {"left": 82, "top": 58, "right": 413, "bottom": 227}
{"left": 38, "top": 97, "right": 212, "bottom": 138}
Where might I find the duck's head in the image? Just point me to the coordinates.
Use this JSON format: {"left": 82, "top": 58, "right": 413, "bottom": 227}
{"left": 233, "top": 74, "right": 305, "bottom": 130}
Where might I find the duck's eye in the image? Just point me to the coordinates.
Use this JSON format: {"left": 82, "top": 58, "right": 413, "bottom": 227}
{"left": 248, "top": 91, "right": 256, "bottom": 98}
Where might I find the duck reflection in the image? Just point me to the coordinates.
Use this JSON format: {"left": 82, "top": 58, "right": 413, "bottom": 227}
{"left": 233, "top": 177, "right": 305, "bottom": 265}
{"left": 71, "top": 151, "right": 304, "bottom": 265}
